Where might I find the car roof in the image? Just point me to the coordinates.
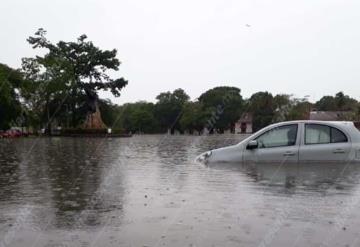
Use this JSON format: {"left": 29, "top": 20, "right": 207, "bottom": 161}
{"left": 237, "top": 120, "right": 360, "bottom": 145}
{"left": 269, "top": 120, "right": 354, "bottom": 127}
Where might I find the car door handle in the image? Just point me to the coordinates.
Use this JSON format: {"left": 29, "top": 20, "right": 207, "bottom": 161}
{"left": 333, "top": 149, "right": 345, "bottom": 154}
{"left": 283, "top": 151, "right": 296, "bottom": 157}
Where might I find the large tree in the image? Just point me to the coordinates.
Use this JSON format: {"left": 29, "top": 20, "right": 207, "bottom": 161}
{"left": 315, "top": 96, "right": 337, "bottom": 111}
{"left": 198, "top": 86, "right": 243, "bottom": 133}
{"left": 272, "top": 94, "right": 312, "bottom": 122}
{"left": 0, "top": 64, "right": 24, "bottom": 130}
{"left": 154, "top": 88, "right": 189, "bottom": 133}
{"left": 248, "top": 91, "right": 274, "bottom": 132}
{"left": 22, "top": 28, "right": 128, "bottom": 130}
{"left": 272, "top": 94, "right": 292, "bottom": 122}
{"left": 287, "top": 101, "right": 312, "bottom": 120}
{"left": 21, "top": 54, "right": 71, "bottom": 131}
{"left": 315, "top": 92, "right": 357, "bottom": 111}
{"left": 180, "top": 101, "right": 208, "bottom": 134}
{"left": 120, "top": 102, "right": 159, "bottom": 134}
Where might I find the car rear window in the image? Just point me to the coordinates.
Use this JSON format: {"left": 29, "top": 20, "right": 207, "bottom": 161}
{"left": 331, "top": 127, "right": 348, "bottom": 143}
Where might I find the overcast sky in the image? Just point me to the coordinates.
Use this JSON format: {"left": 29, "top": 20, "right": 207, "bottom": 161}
{"left": 1, "top": 0, "right": 360, "bottom": 104}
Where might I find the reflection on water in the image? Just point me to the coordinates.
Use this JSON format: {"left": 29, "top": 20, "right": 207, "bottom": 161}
{"left": 208, "top": 162, "right": 360, "bottom": 194}
{"left": 1, "top": 135, "right": 360, "bottom": 247}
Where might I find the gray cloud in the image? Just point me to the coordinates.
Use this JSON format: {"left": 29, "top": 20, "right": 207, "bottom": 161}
{"left": 1, "top": 0, "right": 360, "bottom": 103}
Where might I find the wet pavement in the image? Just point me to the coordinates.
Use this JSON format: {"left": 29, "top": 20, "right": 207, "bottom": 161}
{"left": 1, "top": 135, "right": 360, "bottom": 247}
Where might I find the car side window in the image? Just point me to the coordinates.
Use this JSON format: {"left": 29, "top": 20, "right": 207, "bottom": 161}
{"left": 331, "top": 127, "right": 348, "bottom": 143}
{"left": 305, "top": 124, "right": 330, "bottom": 144}
{"left": 255, "top": 124, "right": 298, "bottom": 148}
{"left": 305, "top": 124, "right": 348, "bottom": 144}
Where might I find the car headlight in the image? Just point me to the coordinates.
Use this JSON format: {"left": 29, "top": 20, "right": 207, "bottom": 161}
{"left": 196, "top": 151, "right": 212, "bottom": 164}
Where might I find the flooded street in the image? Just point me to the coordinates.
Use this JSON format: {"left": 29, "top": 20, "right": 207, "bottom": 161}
{"left": 1, "top": 135, "right": 360, "bottom": 247}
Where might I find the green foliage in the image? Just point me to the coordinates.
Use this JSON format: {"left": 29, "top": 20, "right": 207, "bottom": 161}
{"left": 315, "top": 96, "right": 337, "bottom": 111}
{"left": 287, "top": 101, "right": 312, "bottom": 120}
{"left": 273, "top": 95, "right": 313, "bottom": 122}
{"left": 180, "top": 102, "right": 208, "bottom": 134}
{"left": 26, "top": 29, "right": 128, "bottom": 97}
{"left": 273, "top": 94, "right": 291, "bottom": 110}
{"left": 272, "top": 94, "right": 292, "bottom": 122}
{"left": 98, "top": 99, "right": 120, "bottom": 127}
{"left": 154, "top": 88, "right": 189, "bottom": 133}
{"left": 120, "top": 102, "right": 159, "bottom": 134}
{"left": 247, "top": 91, "right": 274, "bottom": 132}
{"left": 0, "top": 64, "right": 23, "bottom": 130}
{"left": 315, "top": 92, "right": 358, "bottom": 111}
{"left": 198, "top": 86, "right": 243, "bottom": 132}
{"left": 21, "top": 29, "right": 128, "bottom": 130}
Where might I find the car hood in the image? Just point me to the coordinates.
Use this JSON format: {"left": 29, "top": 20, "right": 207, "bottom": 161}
{"left": 197, "top": 144, "right": 244, "bottom": 163}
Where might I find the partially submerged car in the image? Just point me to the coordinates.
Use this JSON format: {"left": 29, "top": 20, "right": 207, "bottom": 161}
{"left": 197, "top": 121, "right": 360, "bottom": 164}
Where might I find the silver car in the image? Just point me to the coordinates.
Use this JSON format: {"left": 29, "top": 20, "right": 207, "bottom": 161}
{"left": 197, "top": 121, "right": 360, "bottom": 164}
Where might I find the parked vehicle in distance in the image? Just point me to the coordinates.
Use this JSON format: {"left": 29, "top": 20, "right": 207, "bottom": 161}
{"left": 197, "top": 121, "right": 360, "bottom": 164}
{"left": 0, "top": 129, "right": 28, "bottom": 138}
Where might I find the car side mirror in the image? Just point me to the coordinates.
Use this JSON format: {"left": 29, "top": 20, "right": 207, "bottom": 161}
{"left": 246, "top": 140, "right": 258, "bottom": 150}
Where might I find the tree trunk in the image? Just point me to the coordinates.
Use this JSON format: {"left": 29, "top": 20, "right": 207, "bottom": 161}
{"left": 82, "top": 98, "right": 107, "bottom": 129}
{"left": 45, "top": 98, "right": 52, "bottom": 135}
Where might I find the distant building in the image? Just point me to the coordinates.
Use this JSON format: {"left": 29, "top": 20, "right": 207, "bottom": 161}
{"left": 309, "top": 111, "right": 351, "bottom": 121}
{"left": 235, "top": 113, "right": 253, "bottom": 134}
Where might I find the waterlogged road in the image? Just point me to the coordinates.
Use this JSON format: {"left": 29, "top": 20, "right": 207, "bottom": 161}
{"left": 1, "top": 135, "right": 360, "bottom": 247}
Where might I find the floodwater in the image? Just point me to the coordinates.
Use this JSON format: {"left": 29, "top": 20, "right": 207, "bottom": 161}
{"left": 1, "top": 135, "right": 360, "bottom": 247}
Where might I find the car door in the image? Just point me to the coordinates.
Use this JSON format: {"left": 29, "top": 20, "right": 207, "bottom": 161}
{"left": 243, "top": 124, "right": 300, "bottom": 164}
{"left": 299, "top": 123, "right": 352, "bottom": 163}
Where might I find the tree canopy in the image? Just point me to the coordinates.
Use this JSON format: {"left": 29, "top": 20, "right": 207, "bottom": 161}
{"left": 180, "top": 101, "right": 208, "bottom": 134}
{"left": 21, "top": 29, "right": 128, "bottom": 130}
{"left": 247, "top": 91, "right": 274, "bottom": 132}
{"left": 154, "top": 88, "right": 190, "bottom": 133}
{"left": 120, "top": 102, "right": 159, "bottom": 134}
{"left": 199, "top": 86, "right": 243, "bottom": 132}
{"left": 315, "top": 92, "right": 357, "bottom": 111}
{"left": 0, "top": 64, "right": 24, "bottom": 130}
